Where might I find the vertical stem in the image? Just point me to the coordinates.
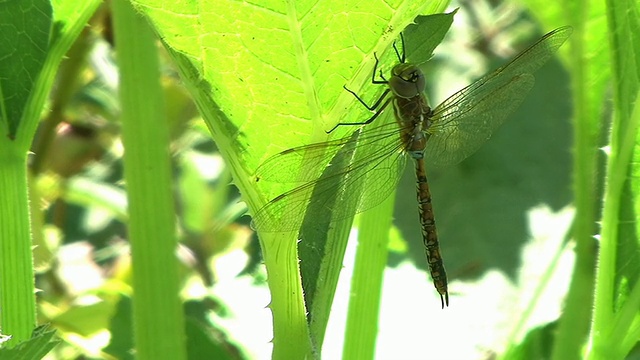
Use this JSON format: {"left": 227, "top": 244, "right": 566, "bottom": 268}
{"left": 551, "top": 8, "right": 599, "bottom": 359}
{"left": 260, "top": 233, "right": 312, "bottom": 359}
{"left": 342, "top": 191, "right": 394, "bottom": 360}
{"left": 0, "top": 150, "right": 36, "bottom": 346}
{"left": 112, "top": 1, "right": 186, "bottom": 358}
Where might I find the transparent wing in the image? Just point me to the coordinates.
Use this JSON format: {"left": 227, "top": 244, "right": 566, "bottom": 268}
{"left": 252, "top": 119, "right": 408, "bottom": 232}
{"left": 424, "top": 26, "right": 572, "bottom": 167}
{"left": 255, "top": 121, "right": 399, "bottom": 183}
{"left": 425, "top": 74, "right": 534, "bottom": 166}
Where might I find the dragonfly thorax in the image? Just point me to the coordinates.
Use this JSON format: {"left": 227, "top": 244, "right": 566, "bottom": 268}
{"left": 392, "top": 91, "right": 432, "bottom": 160}
{"left": 389, "top": 63, "right": 426, "bottom": 98}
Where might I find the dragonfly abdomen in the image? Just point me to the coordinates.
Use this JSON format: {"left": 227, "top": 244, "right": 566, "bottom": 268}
{"left": 390, "top": 79, "right": 449, "bottom": 306}
{"left": 414, "top": 158, "right": 449, "bottom": 308}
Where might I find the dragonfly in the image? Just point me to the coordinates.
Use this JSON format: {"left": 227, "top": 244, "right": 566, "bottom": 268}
{"left": 252, "top": 26, "right": 572, "bottom": 308}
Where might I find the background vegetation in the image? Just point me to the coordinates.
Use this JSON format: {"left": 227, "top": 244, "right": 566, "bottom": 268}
{"left": 0, "top": 0, "right": 638, "bottom": 359}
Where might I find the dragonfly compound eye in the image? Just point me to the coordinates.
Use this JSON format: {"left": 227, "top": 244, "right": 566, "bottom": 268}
{"left": 389, "top": 64, "right": 426, "bottom": 99}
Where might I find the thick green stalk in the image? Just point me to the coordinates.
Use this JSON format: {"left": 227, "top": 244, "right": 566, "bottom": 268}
{"left": 0, "top": 149, "right": 35, "bottom": 346}
{"left": 111, "top": 1, "right": 186, "bottom": 359}
{"left": 0, "top": 0, "right": 101, "bottom": 348}
{"left": 551, "top": 7, "right": 599, "bottom": 359}
{"left": 589, "top": 0, "right": 640, "bottom": 355}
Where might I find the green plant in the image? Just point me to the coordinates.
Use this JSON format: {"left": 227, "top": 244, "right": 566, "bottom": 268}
{"left": 0, "top": 0, "right": 101, "bottom": 352}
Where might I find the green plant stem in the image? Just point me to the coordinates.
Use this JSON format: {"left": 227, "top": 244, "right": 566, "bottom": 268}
{"left": 0, "top": 0, "right": 101, "bottom": 349}
{"left": 259, "top": 233, "right": 312, "bottom": 359}
{"left": 30, "top": 24, "right": 93, "bottom": 175}
{"left": 160, "top": 24, "right": 314, "bottom": 360}
{"left": 589, "top": 93, "right": 639, "bottom": 359}
{"left": 111, "top": 1, "right": 186, "bottom": 359}
{"left": 588, "top": 0, "right": 640, "bottom": 356}
{"left": 0, "top": 149, "right": 36, "bottom": 346}
{"left": 551, "top": 14, "right": 599, "bottom": 360}
{"left": 342, "top": 191, "right": 394, "bottom": 360}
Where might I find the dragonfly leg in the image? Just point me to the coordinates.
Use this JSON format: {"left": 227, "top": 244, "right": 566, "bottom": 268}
{"left": 371, "top": 52, "right": 388, "bottom": 84}
{"left": 331, "top": 31, "right": 409, "bottom": 134}
{"left": 326, "top": 95, "right": 393, "bottom": 133}
{"left": 392, "top": 33, "right": 406, "bottom": 63}
{"left": 343, "top": 86, "right": 390, "bottom": 111}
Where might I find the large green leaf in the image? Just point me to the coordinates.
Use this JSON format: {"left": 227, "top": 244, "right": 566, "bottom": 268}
{"left": 129, "top": 1, "right": 450, "bottom": 357}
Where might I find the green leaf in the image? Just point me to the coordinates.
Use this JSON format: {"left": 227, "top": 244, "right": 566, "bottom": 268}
{"left": 0, "top": 325, "right": 60, "bottom": 360}
{"left": 51, "top": 300, "right": 115, "bottom": 337}
{"left": 404, "top": 10, "right": 457, "bottom": 64}
{"left": 504, "top": 322, "right": 557, "bottom": 360}
{"left": 104, "top": 297, "right": 134, "bottom": 360}
{"left": 0, "top": 0, "right": 52, "bottom": 139}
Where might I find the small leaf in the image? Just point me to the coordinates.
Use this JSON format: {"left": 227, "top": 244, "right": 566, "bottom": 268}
{"left": 0, "top": 325, "right": 60, "bottom": 360}
{"left": 0, "top": 0, "right": 52, "bottom": 139}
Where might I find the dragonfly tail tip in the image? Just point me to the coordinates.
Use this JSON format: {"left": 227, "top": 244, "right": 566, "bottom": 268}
{"left": 441, "top": 292, "right": 450, "bottom": 309}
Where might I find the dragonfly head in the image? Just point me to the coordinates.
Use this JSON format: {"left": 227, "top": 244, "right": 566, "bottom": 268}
{"left": 389, "top": 63, "right": 425, "bottom": 99}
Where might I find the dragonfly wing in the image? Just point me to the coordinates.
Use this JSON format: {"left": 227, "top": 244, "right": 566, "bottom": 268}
{"left": 294, "top": 139, "right": 407, "bottom": 233}
{"left": 254, "top": 121, "right": 400, "bottom": 183}
{"left": 349, "top": 139, "right": 407, "bottom": 213}
{"left": 444, "top": 27, "right": 572, "bottom": 106}
{"left": 489, "top": 26, "right": 572, "bottom": 81}
{"left": 423, "top": 27, "right": 571, "bottom": 167}
{"left": 255, "top": 134, "right": 359, "bottom": 184}
{"left": 425, "top": 73, "right": 535, "bottom": 167}
{"left": 252, "top": 119, "right": 406, "bottom": 232}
